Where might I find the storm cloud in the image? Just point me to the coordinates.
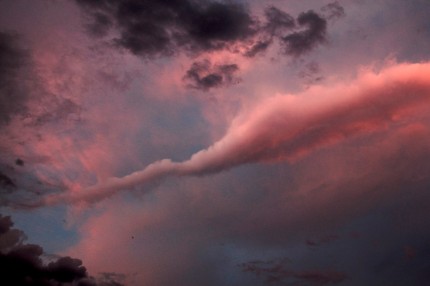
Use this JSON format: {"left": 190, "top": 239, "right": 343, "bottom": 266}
{"left": 0, "top": 214, "right": 124, "bottom": 286}
{"left": 75, "top": 0, "right": 330, "bottom": 59}
{"left": 76, "top": 0, "right": 257, "bottom": 56}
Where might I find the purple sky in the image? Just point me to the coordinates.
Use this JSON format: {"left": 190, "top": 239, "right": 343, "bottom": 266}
{"left": 1, "top": 0, "right": 430, "bottom": 285}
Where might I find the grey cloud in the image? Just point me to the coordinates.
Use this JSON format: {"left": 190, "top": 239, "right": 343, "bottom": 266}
{"left": 281, "top": 10, "right": 327, "bottom": 57}
{"left": 183, "top": 59, "right": 240, "bottom": 91}
{"left": 75, "top": 1, "right": 332, "bottom": 59}
{"left": 239, "top": 258, "right": 347, "bottom": 285}
{"left": 76, "top": 0, "right": 257, "bottom": 57}
{"left": 263, "top": 6, "right": 295, "bottom": 36}
{"left": 321, "top": 1, "right": 345, "bottom": 21}
{"left": 0, "top": 171, "right": 16, "bottom": 190}
{"left": 0, "top": 32, "right": 30, "bottom": 125}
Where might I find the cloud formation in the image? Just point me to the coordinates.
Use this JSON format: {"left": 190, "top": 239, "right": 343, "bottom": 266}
{"left": 183, "top": 59, "right": 240, "bottom": 91}
{"left": 0, "top": 214, "right": 124, "bottom": 286}
{"left": 23, "top": 61, "right": 430, "bottom": 208}
{"left": 0, "top": 32, "right": 30, "bottom": 125}
{"left": 74, "top": 0, "right": 329, "bottom": 59}
{"left": 281, "top": 10, "right": 327, "bottom": 57}
{"left": 76, "top": 0, "right": 257, "bottom": 56}
{"left": 239, "top": 258, "right": 346, "bottom": 285}
{"left": 321, "top": 1, "right": 345, "bottom": 21}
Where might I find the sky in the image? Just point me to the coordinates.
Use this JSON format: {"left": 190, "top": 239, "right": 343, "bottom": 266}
{"left": 1, "top": 0, "right": 430, "bottom": 285}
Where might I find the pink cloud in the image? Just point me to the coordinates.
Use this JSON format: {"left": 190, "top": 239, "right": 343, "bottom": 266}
{"left": 63, "top": 113, "right": 430, "bottom": 285}
{"left": 23, "top": 61, "right": 430, "bottom": 208}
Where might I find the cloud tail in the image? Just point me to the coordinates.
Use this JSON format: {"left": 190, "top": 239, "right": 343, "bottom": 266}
{"left": 20, "top": 62, "right": 430, "bottom": 208}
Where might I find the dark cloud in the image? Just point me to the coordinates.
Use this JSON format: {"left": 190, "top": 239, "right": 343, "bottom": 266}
{"left": 76, "top": 0, "right": 257, "bottom": 57}
{"left": 0, "top": 32, "right": 30, "bottom": 124}
{"left": 0, "top": 214, "right": 124, "bottom": 286}
{"left": 75, "top": 1, "right": 330, "bottom": 59}
{"left": 97, "top": 272, "right": 126, "bottom": 286}
{"left": 244, "top": 39, "right": 272, "bottom": 57}
{"left": 264, "top": 6, "right": 295, "bottom": 36}
{"left": 281, "top": 10, "right": 327, "bottom": 57}
{"left": 321, "top": 1, "right": 345, "bottom": 21}
{"left": 183, "top": 59, "right": 240, "bottom": 91}
{"left": 15, "top": 158, "right": 24, "bottom": 166}
{"left": 239, "top": 258, "right": 347, "bottom": 285}
{"left": 242, "top": 6, "right": 295, "bottom": 58}
{"left": 0, "top": 171, "right": 16, "bottom": 190}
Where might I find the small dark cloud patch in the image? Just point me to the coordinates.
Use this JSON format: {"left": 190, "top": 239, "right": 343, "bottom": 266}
{"left": 0, "top": 214, "right": 125, "bottom": 286}
{"left": 15, "top": 158, "right": 24, "bottom": 166}
{"left": 281, "top": 11, "right": 327, "bottom": 57}
{"left": 183, "top": 60, "right": 240, "bottom": 91}
{"left": 321, "top": 1, "right": 346, "bottom": 21}
{"left": 0, "top": 171, "right": 16, "bottom": 190}
{"left": 244, "top": 39, "right": 272, "bottom": 57}
{"left": 0, "top": 32, "right": 30, "bottom": 125}
{"left": 75, "top": 1, "right": 338, "bottom": 59}
{"left": 239, "top": 257, "right": 346, "bottom": 285}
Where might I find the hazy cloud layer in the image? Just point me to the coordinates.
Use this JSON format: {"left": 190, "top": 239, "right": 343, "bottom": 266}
{"left": 0, "top": 32, "right": 30, "bottom": 124}
{"left": 239, "top": 258, "right": 346, "bottom": 285}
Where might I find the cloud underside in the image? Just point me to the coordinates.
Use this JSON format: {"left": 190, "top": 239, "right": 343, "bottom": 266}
{"left": 75, "top": 0, "right": 328, "bottom": 58}
{"left": 0, "top": 214, "right": 124, "bottom": 286}
{"left": 26, "top": 61, "right": 430, "bottom": 207}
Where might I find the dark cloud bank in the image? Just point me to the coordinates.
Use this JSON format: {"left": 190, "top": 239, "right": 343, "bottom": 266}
{"left": 75, "top": 0, "right": 334, "bottom": 91}
{"left": 0, "top": 214, "right": 124, "bottom": 286}
{"left": 76, "top": 0, "right": 329, "bottom": 58}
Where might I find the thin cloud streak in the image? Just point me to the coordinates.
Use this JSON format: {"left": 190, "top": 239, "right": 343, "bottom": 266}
{"left": 25, "top": 61, "right": 430, "bottom": 208}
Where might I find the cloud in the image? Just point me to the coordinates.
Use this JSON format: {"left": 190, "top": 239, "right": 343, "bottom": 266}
{"left": 0, "top": 171, "right": 16, "bottom": 190}
{"left": 321, "top": 1, "right": 345, "bottom": 21}
{"left": 0, "top": 214, "right": 124, "bottom": 286}
{"left": 75, "top": 0, "right": 257, "bottom": 57}
{"left": 281, "top": 10, "right": 327, "bottom": 57}
{"left": 239, "top": 258, "right": 347, "bottom": 285}
{"left": 74, "top": 1, "right": 332, "bottom": 59}
{"left": 263, "top": 6, "right": 296, "bottom": 37}
{"left": 0, "top": 31, "right": 30, "bottom": 125}
{"left": 183, "top": 59, "right": 240, "bottom": 91}
{"left": 243, "top": 6, "right": 295, "bottom": 58}
{"left": 18, "top": 61, "right": 430, "bottom": 208}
